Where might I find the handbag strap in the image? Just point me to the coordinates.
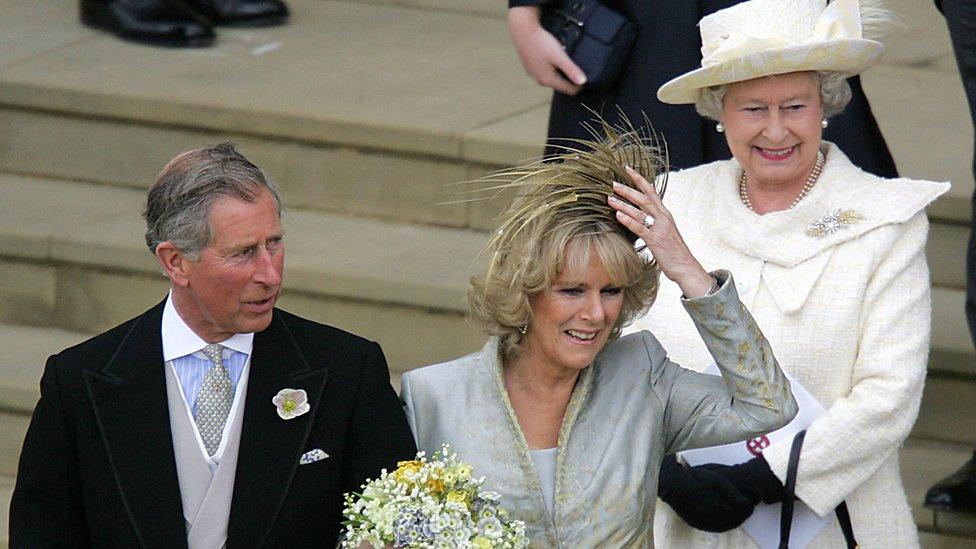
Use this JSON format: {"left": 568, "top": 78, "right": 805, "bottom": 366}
{"left": 835, "top": 501, "right": 857, "bottom": 548}
{"left": 779, "top": 430, "right": 858, "bottom": 549}
{"left": 779, "top": 430, "right": 806, "bottom": 549}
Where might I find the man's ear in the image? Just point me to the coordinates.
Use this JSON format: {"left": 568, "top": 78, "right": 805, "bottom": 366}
{"left": 155, "top": 242, "right": 191, "bottom": 287}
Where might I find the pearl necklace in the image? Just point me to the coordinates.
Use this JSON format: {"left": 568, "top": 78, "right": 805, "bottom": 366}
{"left": 739, "top": 151, "right": 825, "bottom": 212}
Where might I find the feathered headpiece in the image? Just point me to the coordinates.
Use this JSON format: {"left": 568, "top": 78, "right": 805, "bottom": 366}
{"left": 463, "top": 116, "right": 669, "bottom": 356}
{"left": 476, "top": 116, "right": 668, "bottom": 278}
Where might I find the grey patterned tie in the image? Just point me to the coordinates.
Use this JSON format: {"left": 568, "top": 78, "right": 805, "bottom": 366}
{"left": 195, "top": 344, "right": 233, "bottom": 457}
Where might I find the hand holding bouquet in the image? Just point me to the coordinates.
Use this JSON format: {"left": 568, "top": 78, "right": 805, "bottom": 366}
{"left": 341, "top": 445, "right": 529, "bottom": 548}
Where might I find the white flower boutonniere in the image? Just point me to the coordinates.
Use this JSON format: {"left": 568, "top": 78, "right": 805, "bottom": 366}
{"left": 273, "top": 388, "right": 310, "bottom": 420}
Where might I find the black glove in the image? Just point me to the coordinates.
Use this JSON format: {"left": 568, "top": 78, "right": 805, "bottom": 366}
{"left": 698, "top": 455, "right": 785, "bottom": 505}
{"left": 657, "top": 454, "right": 784, "bottom": 532}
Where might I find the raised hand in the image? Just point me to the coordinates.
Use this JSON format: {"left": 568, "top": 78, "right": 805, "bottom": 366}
{"left": 609, "top": 166, "right": 715, "bottom": 298}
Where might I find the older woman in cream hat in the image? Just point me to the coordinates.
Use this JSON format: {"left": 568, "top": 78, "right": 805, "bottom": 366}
{"left": 612, "top": 0, "right": 950, "bottom": 547}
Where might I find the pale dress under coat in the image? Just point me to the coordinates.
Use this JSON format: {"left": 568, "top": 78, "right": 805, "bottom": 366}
{"left": 401, "top": 274, "right": 798, "bottom": 548}
{"left": 627, "top": 143, "right": 949, "bottom": 548}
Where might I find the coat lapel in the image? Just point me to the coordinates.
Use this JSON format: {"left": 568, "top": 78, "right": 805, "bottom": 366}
{"left": 83, "top": 301, "right": 187, "bottom": 548}
{"left": 227, "top": 310, "right": 330, "bottom": 546}
{"left": 714, "top": 143, "right": 949, "bottom": 269}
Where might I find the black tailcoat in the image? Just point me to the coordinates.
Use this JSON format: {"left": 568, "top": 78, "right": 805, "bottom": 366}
{"left": 9, "top": 302, "right": 417, "bottom": 547}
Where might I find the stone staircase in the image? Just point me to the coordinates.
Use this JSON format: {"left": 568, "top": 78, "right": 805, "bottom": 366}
{"left": 1, "top": 0, "right": 974, "bottom": 546}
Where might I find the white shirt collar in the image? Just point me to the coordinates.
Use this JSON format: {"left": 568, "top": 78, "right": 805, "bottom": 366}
{"left": 161, "top": 291, "right": 254, "bottom": 362}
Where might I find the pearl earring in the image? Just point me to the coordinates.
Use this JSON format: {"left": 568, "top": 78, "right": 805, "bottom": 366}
{"left": 821, "top": 118, "right": 829, "bottom": 129}
{"left": 716, "top": 122, "right": 725, "bottom": 133}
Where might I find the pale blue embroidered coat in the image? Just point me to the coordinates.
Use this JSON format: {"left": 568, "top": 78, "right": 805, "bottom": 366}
{"left": 401, "top": 274, "right": 798, "bottom": 548}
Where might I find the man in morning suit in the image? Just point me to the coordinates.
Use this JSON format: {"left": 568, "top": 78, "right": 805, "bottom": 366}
{"left": 9, "top": 143, "right": 417, "bottom": 547}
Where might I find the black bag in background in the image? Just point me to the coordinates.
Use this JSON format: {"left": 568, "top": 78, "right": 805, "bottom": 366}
{"left": 541, "top": 0, "right": 638, "bottom": 89}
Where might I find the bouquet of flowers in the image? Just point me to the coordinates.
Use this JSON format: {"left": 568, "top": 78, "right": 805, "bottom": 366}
{"left": 341, "top": 445, "right": 529, "bottom": 548}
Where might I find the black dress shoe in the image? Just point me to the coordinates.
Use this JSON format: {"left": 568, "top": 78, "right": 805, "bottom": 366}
{"left": 81, "top": 0, "right": 215, "bottom": 48}
{"left": 183, "top": 0, "right": 289, "bottom": 27}
{"left": 925, "top": 452, "right": 976, "bottom": 512}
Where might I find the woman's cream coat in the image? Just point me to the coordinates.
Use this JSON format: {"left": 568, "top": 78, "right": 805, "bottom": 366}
{"left": 630, "top": 143, "right": 949, "bottom": 548}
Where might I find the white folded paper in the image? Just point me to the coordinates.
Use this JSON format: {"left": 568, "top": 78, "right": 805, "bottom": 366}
{"left": 678, "top": 364, "right": 828, "bottom": 549}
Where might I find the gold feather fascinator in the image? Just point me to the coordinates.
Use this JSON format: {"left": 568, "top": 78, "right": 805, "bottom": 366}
{"left": 464, "top": 116, "right": 669, "bottom": 356}
{"left": 478, "top": 116, "right": 669, "bottom": 271}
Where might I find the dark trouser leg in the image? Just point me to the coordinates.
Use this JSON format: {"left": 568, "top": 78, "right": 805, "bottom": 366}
{"left": 944, "top": 0, "right": 976, "bottom": 349}
{"left": 925, "top": 0, "right": 976, "bottom": 512}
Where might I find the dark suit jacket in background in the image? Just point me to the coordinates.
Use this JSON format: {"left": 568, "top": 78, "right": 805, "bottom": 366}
{"left": 9, "top": 301, "right": 417, "bottom": 547}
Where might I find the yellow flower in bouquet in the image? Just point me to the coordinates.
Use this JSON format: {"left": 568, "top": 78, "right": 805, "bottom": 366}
{"left": 446, "top": 490, "right": 468, "bottom": 505}
{"left": 394, "top": 460, "right": 422, "bottom": 485}
{"left": 425, "top": 476, "right": 445, "bottom": 496}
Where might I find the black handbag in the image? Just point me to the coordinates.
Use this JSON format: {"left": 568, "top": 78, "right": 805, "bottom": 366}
{"left": 780, "top": 430, "right": 858, "bottom": 549}
{"left": 541, "top": 0, "right": 638, "bottom": 89}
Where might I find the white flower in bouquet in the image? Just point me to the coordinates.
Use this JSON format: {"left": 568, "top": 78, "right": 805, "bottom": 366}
{"left": 341, "top": 445, "right": 529, "bottom": 548}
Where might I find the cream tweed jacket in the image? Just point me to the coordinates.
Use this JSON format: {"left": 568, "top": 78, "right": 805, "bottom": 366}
{"left": 402, "top": 273, "right": 797, "bottom": 548}
{"left": 629, "top": 143, "right": 949, "bottom": 548}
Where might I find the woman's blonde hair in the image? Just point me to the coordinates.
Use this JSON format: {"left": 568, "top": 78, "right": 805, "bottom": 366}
{"left": 468, "top": 119, "right": 668, "bottom": 359}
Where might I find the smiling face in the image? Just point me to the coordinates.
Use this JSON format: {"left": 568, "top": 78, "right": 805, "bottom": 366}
{"left": 171, "top": 187, "right": 284, "bottom": 342}
{"left": 721, "top": 71, "right": 824, "bottom": 191}
{"left": 521, "top": 242, "right": 625, "bottom": 376}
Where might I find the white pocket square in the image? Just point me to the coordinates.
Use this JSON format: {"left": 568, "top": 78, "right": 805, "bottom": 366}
{"left": 300, "top": 449, "right": 329, "bottom": 465}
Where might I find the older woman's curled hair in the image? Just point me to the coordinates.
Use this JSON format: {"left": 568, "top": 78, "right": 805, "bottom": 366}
{"left": 467, "top": 121, "right": 668, "bottom": 358}
{"left": 695, "top": 71, "right": 853, "bottom": 121}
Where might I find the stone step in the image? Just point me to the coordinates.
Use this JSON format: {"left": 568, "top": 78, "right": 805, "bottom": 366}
{"left": 0, "top": 0, "right": 547, "bottom": 163}
{"left": 913, "top": 373, "right": 976, "bottom": 447}
{"left": 0, "top": 105, "right": 517, "bottom": 232}
{"left": 0, "top": 173, "right": 487, "bottom": 377}
{"left": 0, "top": 0, "right": 547, "bottom": 231}
{"left": 928, "top": 221, "right": 967, "bottom": 291}
{"left": 905, "top": 438, "right": 976, "bottom": 542}
{"left": 921, "top": 531, "right": 976, "bottom": 549}
{"left": 931, "top": 287, "right": 974, "bottom": 378}
{"left": 1, "top": 475, "right": 11, "bottom": 548}
{"left": 0, "top": 324, "right": 89, "bottom": 478}
{"left": 352, "top": 0, "right": 499, "bottom": 18}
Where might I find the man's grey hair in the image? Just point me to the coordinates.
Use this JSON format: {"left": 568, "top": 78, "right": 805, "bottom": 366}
{"left": 143, "top": 143, "right": 282, "bottom": 259}
{"left": 694, "top": 71, "right": 853, "bottom": 121}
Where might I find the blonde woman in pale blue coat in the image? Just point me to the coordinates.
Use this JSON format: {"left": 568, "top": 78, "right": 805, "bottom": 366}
{"left": 400, "top": 127, "right": 798, "bottom": 548}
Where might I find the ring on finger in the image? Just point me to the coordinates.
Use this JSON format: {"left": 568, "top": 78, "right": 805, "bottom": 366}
{"left": 643, "top": 214, "right": 655, "bottom": 229}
